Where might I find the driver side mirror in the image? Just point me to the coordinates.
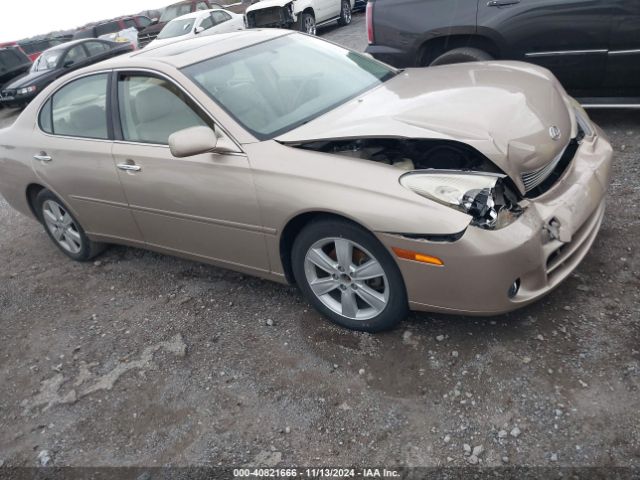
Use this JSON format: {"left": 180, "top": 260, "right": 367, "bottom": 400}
{"left": 169, "top": 126, "right": 240, "bottom": 157}
{"left": 63, "top": 60, "right": 74, "bottom": 68}
{"left": 150, "top": 18, "right": 159, "bottom": 25}
{"left": 194, "top": 26, "right": 205, "bottom": 34}
{"left": 169, "top": 126, "right": 218, "bottom": 158}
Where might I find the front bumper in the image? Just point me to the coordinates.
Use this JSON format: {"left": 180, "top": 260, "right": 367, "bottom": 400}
{"left": 0, "top": 91, "right": 34, "bottom": 108}
{"left": 246, "top": 7, "right": 295, "bottom": 29}
{"left": 376, "top": 127, "right": 613, "bottom": 315}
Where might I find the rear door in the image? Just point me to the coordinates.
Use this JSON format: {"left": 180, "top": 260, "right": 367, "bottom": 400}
{"left": 477, "top": 0, "right": 611, "bottom": 91}
{"left": 605, "top": 0, "right": 640, "bottom": 93}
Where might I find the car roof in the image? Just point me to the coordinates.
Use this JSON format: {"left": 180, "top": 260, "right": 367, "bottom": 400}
{"left": 42, "top": 38, "right": 112, "bottom": 54}
{"left": 98, "top": 29, "right": 292, "bottom": 70}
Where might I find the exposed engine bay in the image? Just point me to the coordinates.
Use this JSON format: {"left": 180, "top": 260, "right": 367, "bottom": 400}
{"left": 291, "top": 137, "right": 523, "bottom": 230}
{"left": 294, "top": 137, "right": 502, "bottom": 173}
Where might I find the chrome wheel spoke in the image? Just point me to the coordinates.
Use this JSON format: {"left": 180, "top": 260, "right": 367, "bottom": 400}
{"left": 352, "top": 259, "right": 384, "bottom": 281}
{"left": 50, "top": 202, "right": 64, "bottom": 221}
{"left": 310, "top": 277, "right": 340, "bottom": 296}
{"left": 65, "top": 228, "right": 81, "bottom": 243}
{"left": 341, "top": 289, "right": 358, "bottom": 318}
{"left": 43, "top": 208, "right": 57, "bottom": 224}
{"left": 61, "top": 213, "right": 73, "bottom": 227}
{"left": 334, "top": 238, "right": 353, "bottom": 271}
{"left": 307, "top": 247, "right": 338, "bottom": 275}
{"left": 52, "top": 226, "right": 64, "bottom": 241}
{"left": 355, "top": 283, "right": 387, "bottom": 312}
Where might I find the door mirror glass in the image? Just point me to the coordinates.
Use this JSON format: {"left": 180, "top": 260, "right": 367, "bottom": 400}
{"left": 169, "top": 126, "right": 217, "bottom": 157}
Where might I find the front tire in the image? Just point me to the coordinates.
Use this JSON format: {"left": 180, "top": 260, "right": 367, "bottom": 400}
{"left": 292, "top": 218, "right": 408, "bottom": 332}
{"left": 297, "top": 12, "right": 316, "bottom": 35}
{"left": 429, "top": 47, "right": 493, "bottom": 66}
{"left": 35, "top": 189, "right": 106, "bottom": 262}
{"left": 338, "top": 0, "right": 352, "bottom": 26}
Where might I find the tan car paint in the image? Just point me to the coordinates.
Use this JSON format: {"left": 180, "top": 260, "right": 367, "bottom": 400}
{"left": 0, "top": 32, "right": 613, "bottom": 316}
{"left": 277, "top": 61, "right": 576, "bottom": 195}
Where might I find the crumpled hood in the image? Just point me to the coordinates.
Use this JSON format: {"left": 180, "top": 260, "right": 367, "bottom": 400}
{"left": 246, "top": 0, "right": 292, "bottom": 12}
{"left": 277, "top": 61, "right": 577, "bottom": 193}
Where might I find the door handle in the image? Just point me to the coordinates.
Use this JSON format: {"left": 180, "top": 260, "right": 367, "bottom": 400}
{"left": 33, "top": 153, "right": 52, "bottom": 162}
{"left": 117, "top": 162, "right": 142, "bottom": 172}
{"left": 487, "top": 0, "right": 520, "bottom": 6}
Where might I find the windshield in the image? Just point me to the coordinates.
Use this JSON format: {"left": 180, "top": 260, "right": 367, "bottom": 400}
{"left": 157, "top": 18, "right": 196, "bottom": 39}
{"left": 159, "top": 4, "right": 193, "bottom": 22}
{"left": 31, "top": 49, "right": 62, "bottom": 72}
{"left": 183, "top": 34, "right": 396, "bottom": 139}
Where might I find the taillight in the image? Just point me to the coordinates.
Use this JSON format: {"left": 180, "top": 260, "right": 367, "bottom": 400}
{"left": 366, "top": 2, "right": 374, "bottom": 44}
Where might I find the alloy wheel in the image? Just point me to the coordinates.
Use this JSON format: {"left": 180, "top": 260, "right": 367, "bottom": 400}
{"left": 343, "top": 1, "right": 352, "bottom": 23}
{"left": 303, "top": 237, "right": 389, "bottom": 321}
{"left": 42, "top": 200, "right": 83, "bottom": 254}
{"left": 304, "top": 16, "right": 316, "bottom": 35}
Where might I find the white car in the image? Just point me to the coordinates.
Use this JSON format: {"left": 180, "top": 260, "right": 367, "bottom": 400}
{"left": 245, "top": 0, "right": 355, "bottom": 35}
{"left": 146, "top": 9, "right": 245, "bottom": 49}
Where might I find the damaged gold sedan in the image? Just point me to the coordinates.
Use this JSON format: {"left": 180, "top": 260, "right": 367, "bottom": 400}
{"left": 0, "top": 31, "right": 613, "bottom": 331}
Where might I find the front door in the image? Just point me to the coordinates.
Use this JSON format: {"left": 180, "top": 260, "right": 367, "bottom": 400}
{"left": 477, "top": 0, "right": 611, "bottom": 92}
{"left": 31, "top": 72, "right": 143, "bottom": 243}
{"left": 111, "top": 72, "right": 270, "bottom": 274}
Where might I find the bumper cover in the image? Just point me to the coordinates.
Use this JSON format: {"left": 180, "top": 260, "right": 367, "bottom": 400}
{"left": 376, "top": 128, "right": 613, "bottom": 315}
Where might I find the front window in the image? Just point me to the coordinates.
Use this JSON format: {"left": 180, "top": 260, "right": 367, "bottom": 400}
{"left": 159, "top": 4, "right": 193, "bottom": 22}
{"left": 157, "top": 18, "right": 196, "bottom": 39}
{"left": 32, "top": 49, "right": 62, "bottom": 72}
{"left": 183, "top": 34, "right": 396, "bottom": 139}
{"left": 117, "top": 74, "right": 210, "bottom": 144}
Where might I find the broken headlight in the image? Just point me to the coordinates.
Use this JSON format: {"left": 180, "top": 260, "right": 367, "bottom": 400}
{"left": 400, "top": 171, "right": 522, "bottom": 230}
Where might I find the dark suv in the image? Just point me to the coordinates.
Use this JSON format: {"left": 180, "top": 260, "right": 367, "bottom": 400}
{"left": 365, "top": 0, "right": 640, "bottom": 104}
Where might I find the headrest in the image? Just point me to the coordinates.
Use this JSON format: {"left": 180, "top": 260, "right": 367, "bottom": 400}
{"left": 135, "top": 85, "right": 177, "bottom": 123}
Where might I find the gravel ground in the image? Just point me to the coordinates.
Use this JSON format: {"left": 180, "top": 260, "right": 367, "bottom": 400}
{"left": 0, "top": 14, "right": 639, "bottom": 471}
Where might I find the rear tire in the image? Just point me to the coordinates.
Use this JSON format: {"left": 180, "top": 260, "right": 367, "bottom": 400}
{"left": 429, "top": 47, "right": 493, "bottom": 66}
{"left": 292, "top": 218, "right": 408, "bottom": 332}
{"left": 338, "top": 0, "right": 352, "bottom": 26}
{"left": 297, "top": 12, "right": 316, "bottom": 35}
{"left": 35, "top": 189, "right": 107, "bottom": 262}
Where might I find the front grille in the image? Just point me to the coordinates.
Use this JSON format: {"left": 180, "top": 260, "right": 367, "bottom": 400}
{"left": 522, "top": 138, "right": 580, "bottom": 198}
{"left": 248, "top": 7, "right": 287, "bottom": 27}
{"left": 1, "top": 89, "right": 16, "bottom": 98}
{"left": 138, "top": 32, "right": 157, "bottom": 48}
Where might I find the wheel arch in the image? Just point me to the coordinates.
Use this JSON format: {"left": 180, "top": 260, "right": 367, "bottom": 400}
{"left": 279, "top": 210, "right": 370, "bottom": 285}
{"left": 26, "top": 183, "right": 46, "bottom": 221}
{"left": 418, "top": 34, "right": 501, "bottom": 66}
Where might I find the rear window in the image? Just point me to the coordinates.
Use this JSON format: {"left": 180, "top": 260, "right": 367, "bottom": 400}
{"left": 0, "top": 48, "right": 28, "bottom": 69}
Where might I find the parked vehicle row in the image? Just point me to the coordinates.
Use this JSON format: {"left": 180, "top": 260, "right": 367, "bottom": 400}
{"left": 0, "top": 31, "right": 613, "bottom": 332}
{"left": 0, "top": 39, "right": 133, "bottom": 109}
{"left": 73, "top": 16, "right": 153, "bottom": 41}
{"left": 146, "top": 9, "right": 245, "bottom": 49}
{"left": 365, "top": 0, "right": 640, "bottom": 105}
{"left": 137, "top": 0, "right": 250, "bottom": 48}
